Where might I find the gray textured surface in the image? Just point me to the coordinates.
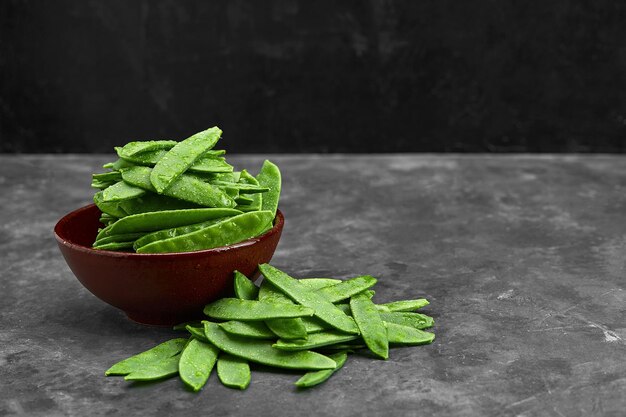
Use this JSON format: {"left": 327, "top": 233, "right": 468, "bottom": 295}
{"left": 1, "top": 154, "right": 625, "bottom": 417}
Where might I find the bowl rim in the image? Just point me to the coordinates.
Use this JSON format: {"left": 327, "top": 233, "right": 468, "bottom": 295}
{"left": 54, "top": 204, "right": 284, "bottom": 258}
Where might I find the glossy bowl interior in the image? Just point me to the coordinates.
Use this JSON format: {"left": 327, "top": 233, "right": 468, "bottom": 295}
{"left": 54, "top": 204, "right": 283, "bottom": 326}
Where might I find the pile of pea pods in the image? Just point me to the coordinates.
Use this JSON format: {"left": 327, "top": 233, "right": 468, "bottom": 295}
{"left": 90, "top": 126, "right": 281, "bottom": 253}
{"left": 105, "top": 264, "right": 435, "bottom": 391}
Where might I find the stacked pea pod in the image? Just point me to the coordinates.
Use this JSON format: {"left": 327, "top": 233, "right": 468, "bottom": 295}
{"left": 90, "top": 127, "right": 281, "bottom": 253}
{"left": 105, "top": 264, "right": 435, "bottom": 391}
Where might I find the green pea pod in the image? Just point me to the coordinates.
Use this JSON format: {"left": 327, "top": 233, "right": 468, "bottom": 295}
{"left": 273, "top": 330, "right": 359, "bottom": 351}
{"left": 235, "top": 195, "right": 254, "bottom": 205}
{"left": 103, "top": 158, "right": 135, "bottom": 170}
{"left": 350, "top": 292, "right": 388, "bottom": 359}
{"left": 256, "top": 160, "right": 281, "bottom": 217}
{"left": 299, "top": 278, "right": 342, "bottom": 289}
{"left": 315, "top": 275, "right": 377, "bottom": 303}
{"left": 92, "top": 171, "right": 122, "bottom": 183}
{"left": 120, "top": 148, "right": 233, "bottom": 173}
{"left": 179, "top": 338, "right": 220, "bottom": 392}
{"left": 217, "top": 353, "right": 251, "bottom": 390}
{"left": 295, "top": 351, "right": 348, "bottom": 388}
{"left": 92, "top": 241, "right": 135, "bottom": 251}
{"left": 379, "top": 312, "right": 434, "bottom": 330}
{"left": 118, "top": 192, "right": 202, "bottom": 216}
{"left": 117, "top": 140, "right": 178, "bottom": 157}
{"left": 93, "top": 191, "right": 128, "bottom": 218}
{"left": 233, "top": 271, "right": 259, "bottom": 300}
{"left": 136, "top": 210, "right": 274, "bottom": 254}
{"left": 258, "top": 264, "right": 360, "bottom": 335}
{"left": 133, "top": 219, "right": 223, "bottom": 251}
{"left": 99, "top": 208, "right": 241, "bottom": 239}
{"left": 105, "top": 338, "right": 187, "bottom": 376}
{"left": 219, "top": 321, "right": 275, "bottom": 339}
{"left": 385, "top": 322, "right": 435, "bottom": 345}
{"left": 121, "top": 166, "right": 236, "bottom": 208}
{"left": 151, "top": 127, "right": 222, "bottom": 193}
{"left": 203, "top": 299, "right": 314, "bottom": 321}
{"left": 202, "top": 321, "right": 336, "bottom": 371}
{"left": 376, "top": 299, "right": 430, "bottom": 312}
{"left": 258, "top": 280, "right": 308, "bottom": 340}
{"left": 94, "top": 232, "right": 146, "bottom": 247}
{"left": 124, "top": 354, "right": 181, "bottom": 381}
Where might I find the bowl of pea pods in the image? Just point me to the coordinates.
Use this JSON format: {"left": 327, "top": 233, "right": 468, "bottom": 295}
{"left": 54, "top": 127, "right": 284, "bottom": 325}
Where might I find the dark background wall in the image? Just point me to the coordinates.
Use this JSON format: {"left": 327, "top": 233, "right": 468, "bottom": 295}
{"left": 2, "top": 0, "right": 626, "bottom": 153}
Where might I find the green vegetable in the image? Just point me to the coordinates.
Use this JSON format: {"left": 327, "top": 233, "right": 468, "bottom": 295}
{"left": 202, "top": 321, "right": 337, "bottom": 370}
{"left": 376, "top": 299, "right": 430, "bottom": 312}
{"left": 203, "top": 299, "right": 314, "bottom": 321}
{"left": 219, "top": 321, "right": 276, "bottom": 339}
{"left": 316, "top": 275, "right": 377, "bottom": 303}
{"left": 150, "top": 127, "right": 222, "bottom": 193}
{"left": 295, "top": 351, "right": 348, "bottom": 388}
{"left": 179, "top": 338, "right": 219, "bottom": 392}
{"left": 258, "top": 280, "right": 308, "bottom": 340}
{"left": 233, "top": 271, "right": 259, "bottom": 300}
{"left": 379, "top": 312, "right": 434, "bottom": 329}
{"left": 217, "top": 354, "right": 251, "bottom": 390}
{"left": 273, "top": 330, "right": 359, "bottom": 351}
{"left": 124, "top": 354, "right": 181, "bottom": 381}
{"left": 256, "top": 160, "right": 281, "bottom": 217}
{"left": 258, "top": 264, "right": 359, "bottom": 334}
{"left": 132, "top": 219, "right": 222, "bottom": 251}
{"left": 350, "top": 291, "right": 389, "bottom": 359}
{"left": 136, "top": 211, "right": 274, "bottom": 254}
{"left": 105, "top": 338, "right": 187, "bottom": 376}
{"left": 385, "top": 322, "right": 435, "bottom": 345}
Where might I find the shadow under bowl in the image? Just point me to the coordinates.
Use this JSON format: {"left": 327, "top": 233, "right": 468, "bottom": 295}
{"left": 54, "top": 204, "right": 284, "bottom": 326}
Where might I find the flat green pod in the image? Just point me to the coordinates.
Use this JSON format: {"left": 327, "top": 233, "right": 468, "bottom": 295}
{"left": 273, "top": 330, "right": 359, "bottom": 351}
{"left": 376, "top": 299, "right": 430, "bottom": 312}
{"left": 295, "top": 351, "right": 348, "bottom": 389}
{"left": 299, "top": 278, "right": 342, "bottom": 289}
{"left": 121, "top": 165, "right": 236, "bottom": 209}
{"left": 118, "top": 192, "right": 202, "bottom": 216}
{"left": 217, "top": 354, "right": 251, "bottom": 390}
{"left": 315, "top": 275, "right": 377, "bottom": 303}
{"left": 136, "top": 210, "right": 273, "bottom": 254}
{"left": 93, "top": 232, "right": 145, "bottom": 247}
{"left": 99, "top": 208, "right": 240, "bottom": 238}
{"left": 385, "top": 322, "right": 435, "bottom": 345}
{"left": 233, "top": 271, "right": 259, "bottom": 300}
{"left": 151, "top": 127, "right": 222, "bottom": 193}
{"left": 100, "top": 181, "right": 146, "bottom": 202}
{"left": 123, "top": 354, "right": 181, "bottom": 381}
{"left": 179, "top": 338, "right": 220, "bottom": 392}
{"left": 202, "top": 321, "right": 336, "bottom": 371}
{"left": 203, "top": 298, "right": 314, "bottom": 321}
{"left": 256, "top": 160, "right": 281, "bottom": 217}
{"left": 93, "top": 191, "right": 128, "bottom": 218}
{"left": 258, "top": 280, "right": 308, "bottom": 340}
{"left": 117, "top": 140, "right": 178, "bottom": 157}
{"left": 105, "top": 338, "right": 187, "bottom": 376}
{"left": 258, "top": 264, "right": 359, "bottom": 335}
{"left": 379, "top": 312, "right": 434, "bottom": 330}
{"left": 132, "top": 219, "right": 223, "bottom": 251}
{"left": 219, "top": 321, "right": 275, "bottom": 339}
{"left": 351, "top": 292, "right": 388, "bottom": 360}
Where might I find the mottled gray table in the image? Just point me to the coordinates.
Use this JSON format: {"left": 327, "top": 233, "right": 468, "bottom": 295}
{"left": 1, "top": 155, "right": 625, "bottom": 417}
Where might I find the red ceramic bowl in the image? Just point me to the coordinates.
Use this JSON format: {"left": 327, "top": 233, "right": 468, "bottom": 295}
{"left": 54, "top": 204, "right": 283, "bottom": 326}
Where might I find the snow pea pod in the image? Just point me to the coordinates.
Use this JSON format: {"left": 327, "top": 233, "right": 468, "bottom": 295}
{"left": 105, "top": 338, "right": 187, "bottom": 376}
{"left": 121, "top": 166, "right": 236, "bottom": 208}
{"left": 124, "top": 354, "right": 181, "bottom": 381}
{"left": 93, "top": 191, "right": 128, "bottom": 218}
{"left": 132, "top": 219, "right": 222, "bottom": 251}
{"left": 217, "top": 354, "right": 251, "bottom": 390}
{"left": 299, "top": 278, "right": 342, "bottom": 289}
{"left": 92, "top": 241, "right": 135, "bottom": 251}
{"left": 350, "top": 292, "right": 388, "bottom": 359}
{"left": 219, "top": 320, "right": 275, "bottom": 339}
{"left": 103, "top": 158, "right": 135, "bottom": 170}
{"left": 258, "top": 264, "right": 360, "bottom": 335}
{"left": 376, "top": 299, "right": 429, "bottom": 312}
{"left": 295, "top": 351, "right": 348, "bottom": 388}
{"left": 378, "top": 312, "right": 434, "bottom": 330}
{"left": 118, "top": 140, "right": 178, "bottom": 157}
{"left": 258, "top": 280, "right": 308, "bottom": 340}
{"left": 92, "top": 171, "right": 122, "bottom": 183}
{"left": 234, "top": 271, "right": 259, "bottom": 300}
{"left": 203, "top": 299, "right": 314, "bottom": 321}
{"left": 136, "top": 210, "right": 273, "bottom": 254}
{"left": 256, "top": 160, "right": 281, "bottom": 217}
{"left": 385, "top": 322, "right": 435, "bottom": 345}
{"left": 273, "top": 330, "right": 359, "bottom": 351}
{"left": 94, "top": 232, "right": 146, "bottom": 246}
{"left": 120, "top": 148, "right": 233, "bottom": 173}
{"left": 118, "top": 192, "right": 201, "bottom": 216}
{"left": 100, "top": 181, "right": 146, "bottom": 202}
{"left": 315, "top": 275, "right": 377, "bottom": 303}
{"left": 99, "top": 208, "right": 241, "bottom": 238}
{"left": 179, "top": 338, "right": 220, "bottom": 392}
{"left": 151, "top": 126, "right": 222, "bottom": 193}
{"left": 202, "top": 321, "right": 336, "bottom": 370}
